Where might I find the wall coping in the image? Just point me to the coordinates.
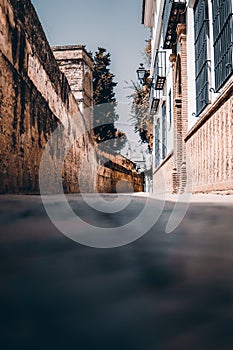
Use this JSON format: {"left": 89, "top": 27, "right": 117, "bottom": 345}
{"left": 97, "top": 150, "right": 138, "bottom": 173}
{"left": 52, "top": 45, "right": 93, "bottom": 65}
{"left": 7, "top": 0, "right": 81, "bottom": 109}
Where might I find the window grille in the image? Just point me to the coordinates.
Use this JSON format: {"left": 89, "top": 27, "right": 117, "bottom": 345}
{"left": 150, "top": 89, "right": 162, "bottom": 114}
{"left": 212, "top": 0, "right": 233, "bottom": 91}
{"left": 194, "top": 0, "right": 211, "bottom": 115}
{"left": 154, "top": 51, "right": 167, "bottom": 90}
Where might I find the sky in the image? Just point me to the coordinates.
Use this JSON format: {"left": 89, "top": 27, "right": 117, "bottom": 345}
{"left": 31, "top": 0, "right": 149, "bottom": 144}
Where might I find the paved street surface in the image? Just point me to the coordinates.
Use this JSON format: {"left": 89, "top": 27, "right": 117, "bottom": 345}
{"left": 1, "top": 194, "right": 233, "bottom": 349}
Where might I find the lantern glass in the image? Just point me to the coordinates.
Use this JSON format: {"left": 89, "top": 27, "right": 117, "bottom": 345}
{"left": 137, "top": 63, "right": 146, "bottom": 82}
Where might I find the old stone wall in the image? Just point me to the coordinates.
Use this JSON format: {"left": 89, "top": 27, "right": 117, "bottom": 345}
{"left": 52, "top": 46, "right": 94, "bottom": 115}
{"left": 97, "top": 152, "right": 144, "bottom": 193}
{"left": 0, "top": 0, "right": 144, "bottom": 194}
{"left": 0, "top": 0, "right": 97, "bottom": 193}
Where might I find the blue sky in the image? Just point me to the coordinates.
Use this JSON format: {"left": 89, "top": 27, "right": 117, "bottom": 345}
{"left": 31, "top": 0, "right": 149, "bottom": 142}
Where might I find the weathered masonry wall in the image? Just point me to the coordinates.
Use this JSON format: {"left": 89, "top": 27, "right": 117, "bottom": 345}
{"left": 153, "top": 153, "right": 174, "bottom": 194}
{"left": 0, "top": 0, "right": 144, "bottom": 194}
{"left": 97, "top": 152, "right": 144, "bottom": 193}
{"left": 186, "top": 83, "right": 233, "bottom": 194}
{"left": 0, "top": 0, "right": 97, "bottom": 193}
{"left": 52, "top": 45, "right": 94, "bottom": 115}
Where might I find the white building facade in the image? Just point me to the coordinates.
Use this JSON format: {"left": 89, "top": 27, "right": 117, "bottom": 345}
{"left": 142, "top": 0, "right": 233, "bottom": 194}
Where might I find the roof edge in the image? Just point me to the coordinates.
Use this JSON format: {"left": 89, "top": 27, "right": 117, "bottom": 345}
{"left": 142, "top": 0, "right": 146, "bottom": 24}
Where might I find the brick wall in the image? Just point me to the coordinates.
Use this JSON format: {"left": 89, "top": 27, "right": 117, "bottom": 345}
{"left": 169, "top": 24, "right": 188, "bottom": 194}
{"left": 186, "top": 83, "right": 233, "bottom": 194}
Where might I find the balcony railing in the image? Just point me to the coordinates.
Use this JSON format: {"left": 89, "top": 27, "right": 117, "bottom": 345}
{"left": 150, "top": 89, "right": 163, "bottom": 115}
{"left": 154, "top": 51, "right": 167, "bottom": 90}
{"left": 162, "top": 0, "right": 186, "bottom": 49}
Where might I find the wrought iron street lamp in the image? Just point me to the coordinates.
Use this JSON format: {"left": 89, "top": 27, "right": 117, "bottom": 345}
{"left": 136, "top": 63, "right": 146, "bottom": 85}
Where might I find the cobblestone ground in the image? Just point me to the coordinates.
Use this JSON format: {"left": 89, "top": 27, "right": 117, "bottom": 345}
{"left": 0, "top": 194, "right": 233, "bottom": 350}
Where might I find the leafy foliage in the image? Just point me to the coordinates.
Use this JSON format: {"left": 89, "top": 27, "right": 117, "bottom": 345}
{"left": 141, "top": 39, "right": 152, "bottom": 67}
{"left": 127, "top": 36, "right": 153, "bottom": 152}
{"left": 129, "top": 82, "right": 153, "bottom": 152}
{"left": 93, "top": 48, "right": 126, "bottom": 154}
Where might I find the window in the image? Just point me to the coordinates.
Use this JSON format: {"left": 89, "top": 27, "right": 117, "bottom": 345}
{"left": 168, "top": 89, "right": 172, "bottom": 129}
{"left": 154, "top": 51, "right": 167, "bottom": 90}
{"left": 212, "top": 0, "right": 233, "bottom": 91}
{"left": 176, "top": 54, "right": 182, "bottom": 95}
{"left": 162, "top": 102, "right": 167, "bottom": 159}
{"left": 194, "top": 0, "right": 211, "bottom": 115}
{"left": 154, "top": 120, "right": 160, "bottom": 168}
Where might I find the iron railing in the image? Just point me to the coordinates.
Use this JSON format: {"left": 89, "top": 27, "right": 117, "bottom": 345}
{"left": 150, "top": 89, "right": 163, "bottom": 115}
{"left": 162, "top": 0, "right": 186, "bottom": 49}
{"left": 212, "top": 0, "right": 233, "bottom": 91}
{"left": 194, "top": 0, "right": 211, "bottom": 115}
